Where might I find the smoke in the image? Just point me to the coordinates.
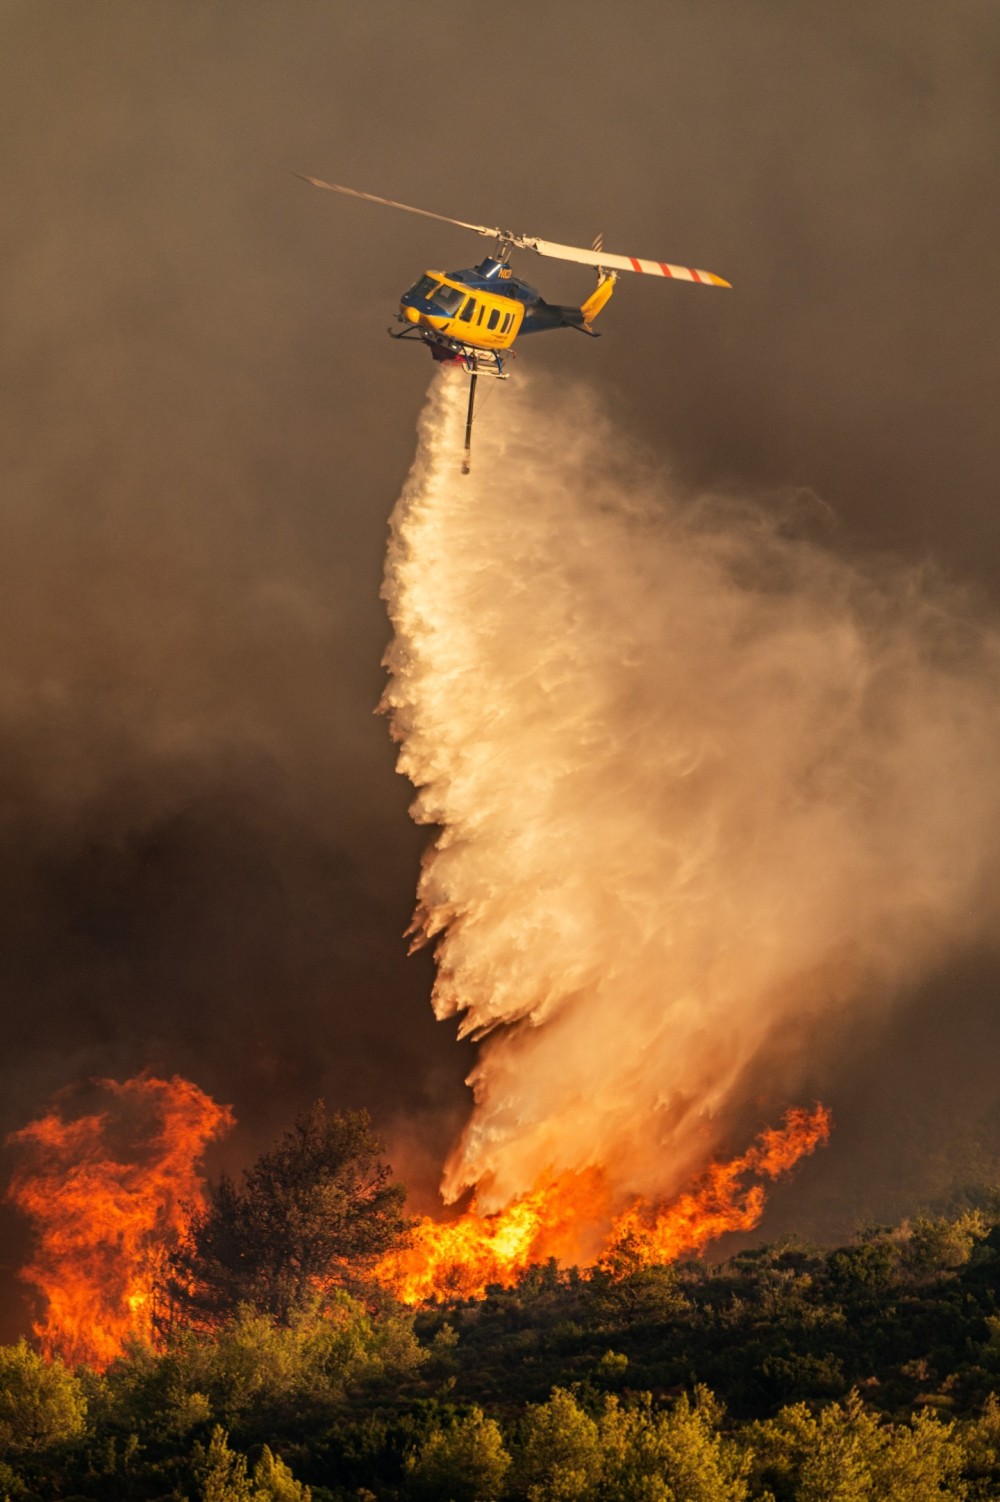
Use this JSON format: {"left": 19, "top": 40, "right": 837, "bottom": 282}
{"left": 383, "top": 370, "right": 1000, "bottom": 1216}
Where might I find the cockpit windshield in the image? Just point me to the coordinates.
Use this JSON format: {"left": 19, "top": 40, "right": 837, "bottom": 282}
{"left": 428, "top": 282, "right": 465, "bottom": 315}
{"left": 406, "top": 275, "right": 438, "bottom": 301}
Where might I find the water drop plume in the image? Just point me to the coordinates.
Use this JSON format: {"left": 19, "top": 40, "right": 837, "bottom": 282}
{"left": 382, "top": 369, "right": 1000, "bottom": 1221}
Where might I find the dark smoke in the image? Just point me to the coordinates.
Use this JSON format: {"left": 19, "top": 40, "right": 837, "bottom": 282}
{"left": 1, "top": 1, "right": 999, "bottom": 1335}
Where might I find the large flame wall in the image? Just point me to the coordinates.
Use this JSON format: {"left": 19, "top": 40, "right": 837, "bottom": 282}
{"left": 7, "top": 1075, "right": 232, "bottom": 1368}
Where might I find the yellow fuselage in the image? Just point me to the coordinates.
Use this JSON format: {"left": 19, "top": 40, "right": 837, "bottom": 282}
{"left": 401, "top": 272, "right": 524, "bottom": 351}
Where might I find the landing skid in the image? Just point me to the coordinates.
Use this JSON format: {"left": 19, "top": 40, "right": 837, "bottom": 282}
{"left": 388, "top": 325, "right": 510, "bottom": 379}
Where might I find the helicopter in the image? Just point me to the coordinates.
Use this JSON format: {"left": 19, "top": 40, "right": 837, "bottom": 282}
{"left": 297, "top": 175, "right": 730, "bottom": 472}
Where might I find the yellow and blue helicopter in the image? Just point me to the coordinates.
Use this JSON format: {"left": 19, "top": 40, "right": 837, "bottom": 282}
{"left": 298, "top": 176, "right": 730, "bottom": 471}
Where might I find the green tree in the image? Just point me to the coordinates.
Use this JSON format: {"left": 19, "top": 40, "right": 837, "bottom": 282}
{"left": 188, "top": 1295, "right": 423, "bottom": 1426}
{"left": 873, "top": 1409, "right": 967, "bottom": 1501}
{"left": 251, "top": 1445, "right": 311, "bottom": 1501}
{"left": 193, "top": 1427, "right": 311, "bottom": 1502}
{"left": 600, "top": 1388, "right": 749, "bottom": 1502}
{"left": 514, "top": 1387, "right": 603, "bottom": 1502}
{"left": 95, "top": 1338, "right": 212, "bottom": 1443}
{"left": 826, "top": 1234, "right": 902, "bottom": 1301}
{"left": 751, "top": 1390, "right": 967, "bottom": 1502}
{"left": 590, "top": 1242, "right": 689, "bottom": 1323}
{"left": 903, "top": 1212, "right": 989, "bottom": 1281}
{"left": 167, "top": 1104, "right": 409, "bottom": 1326}
{"left": 104, "top": 1295, "right": 423, "bottom": 1443}
{"left": 0, "top": 1459, "right": 22, "bottom": 1500}
{"left": 193, "top": 1425, "right": 252, "bottom": 1502}
{"left": 961, "top": 1392, "right": 1000, "bottom": 1500}
{"left": 405, "top": 1406, "right": 510, "bottom": 1501}
{"left": 0, "top": 1340, "right": 86, "bottom": 1454}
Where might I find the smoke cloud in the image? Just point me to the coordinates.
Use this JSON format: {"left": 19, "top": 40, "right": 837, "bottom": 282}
{"left": 383, "top": 371, "right": 1000, "bottom": 1216}
{"left": 2, "top": 0, "right": 999, "bottom": 1324}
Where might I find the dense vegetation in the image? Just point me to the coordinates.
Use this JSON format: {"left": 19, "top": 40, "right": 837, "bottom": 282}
{"left": 9, "top": 1110, "right": 1000, "bottom": 1498}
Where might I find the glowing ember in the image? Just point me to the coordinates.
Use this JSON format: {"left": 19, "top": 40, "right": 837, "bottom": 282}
{"left": 7, "top": 1074, "right": 233, "bottom": 1369}
{"left": 378, "top": 1106, "right": 830, "bottom": 1303}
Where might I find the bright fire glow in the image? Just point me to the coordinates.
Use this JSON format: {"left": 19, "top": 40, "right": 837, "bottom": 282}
{"left": 7, "top": 1074, "right": 232, "bottom": 1369}
{"left": 377, "top": 1105, "right": 830, "bottom": 1304}
{"left": 607, "top": 1104, "right": 831, "bottom": 1267}
{"left": 6, "top": 1075, "right": 827, "bottom": 1361}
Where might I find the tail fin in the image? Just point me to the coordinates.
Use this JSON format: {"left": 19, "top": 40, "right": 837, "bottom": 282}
{"left": 580, "top": 270, "right": 616, "bottom": 328}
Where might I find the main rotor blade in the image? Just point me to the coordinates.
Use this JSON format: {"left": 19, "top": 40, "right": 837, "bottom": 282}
{"left": 520, "top": 235, "right": 731, "bottom": 287}
{"left": 296, "top": 175, "right": 730, "bottom": 286}
{"left": 295, "top": 175, "right": 501, "bottom": 240}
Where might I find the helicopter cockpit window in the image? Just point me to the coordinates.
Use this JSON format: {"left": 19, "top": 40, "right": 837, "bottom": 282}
{"left": 407, "top": 275, "right": 438, "bottom": 301}
{"left": 429, "top": 283, "right": 465, "bottom": 315}
{"left": 459, "top": 298, "right": 476, "bottom": 321}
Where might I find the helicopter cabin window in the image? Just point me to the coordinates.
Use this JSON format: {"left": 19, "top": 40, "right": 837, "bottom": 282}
{"left": 429, "top": 283, "right": 465, "bottom": 315}
{"left": 459, "top": 298, "right": 476, "bottom": 321}
{"left": 476, "top": 305, "right": 486, "bottom": 325}
{"left": 501, "top": 312, "right": 513, "bottom": 333}
{"left": 487, "top": 308, "right": 500, "bottom": 330}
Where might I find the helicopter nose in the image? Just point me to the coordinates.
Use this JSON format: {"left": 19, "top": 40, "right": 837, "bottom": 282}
{"left": 401, "top": 304, "right": 422, "bottom": 325}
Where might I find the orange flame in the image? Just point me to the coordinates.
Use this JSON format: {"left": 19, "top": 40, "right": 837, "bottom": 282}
{"left": 376, "top": 1168, "right": 611, "bottom": 1304}
{"left": 378, "top": 1105, "right": 830, "bottom": 1303}
{"left": 7, "top": 1074, "right": 233, "bottom": 1369}
{"left": 607, "top": 1104, "right": 831, "bottom": 1267}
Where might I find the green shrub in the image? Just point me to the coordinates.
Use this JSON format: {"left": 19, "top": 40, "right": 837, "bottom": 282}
{"left": 0, "top": 1340, "right": 86, "bottom": 1454}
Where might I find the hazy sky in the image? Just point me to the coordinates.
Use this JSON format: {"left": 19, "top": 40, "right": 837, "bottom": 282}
{"left": 2, "top": 1, "right": 999, "bottom": 1335}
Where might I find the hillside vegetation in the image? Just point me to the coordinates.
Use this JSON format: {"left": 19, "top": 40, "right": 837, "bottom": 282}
{"left": 6, "top": 1209, "right": 1000, "bottom": 1499}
